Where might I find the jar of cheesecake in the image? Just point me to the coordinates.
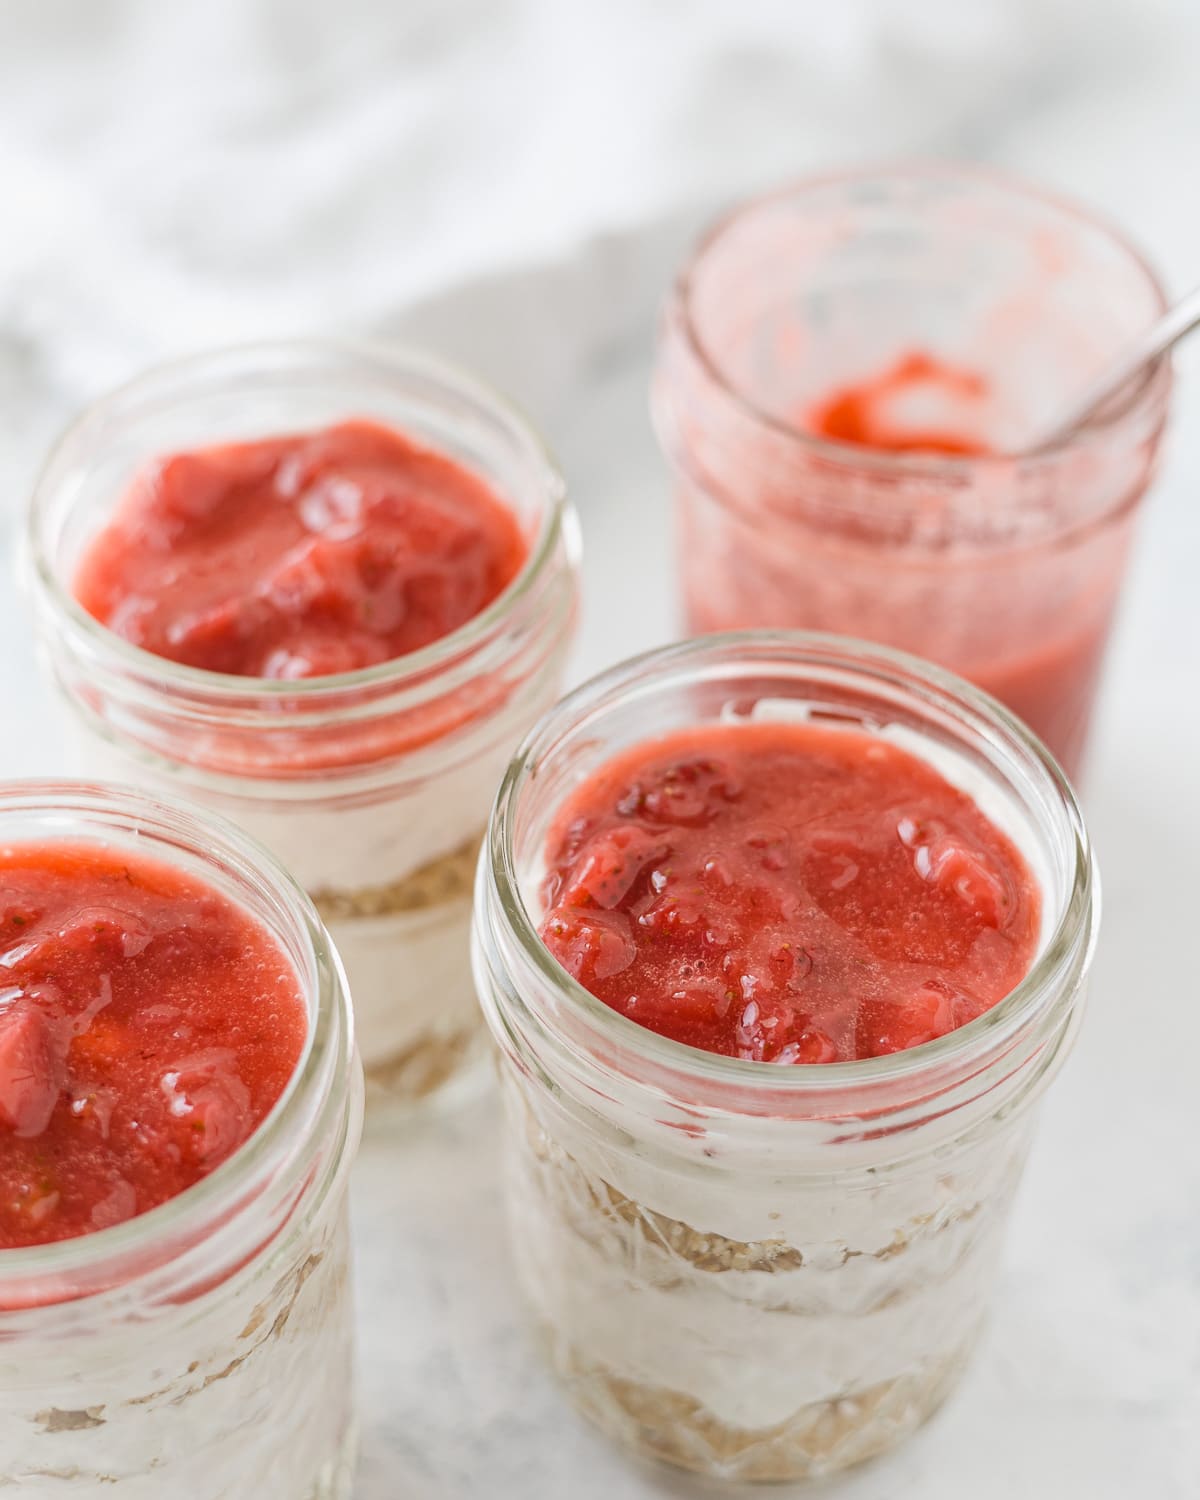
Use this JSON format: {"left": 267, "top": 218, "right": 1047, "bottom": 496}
{"left": 0, "top": 781, "right": 361, "bottom": 1496}
{"left": 473, "top": 631, "right": 1098, "bottom": 1482}
{"left": 27, "top": 341, "right": 580, "bottom": 1111}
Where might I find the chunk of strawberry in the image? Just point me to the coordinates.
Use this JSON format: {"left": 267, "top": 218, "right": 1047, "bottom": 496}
{"left": 634, "top": 758, "right": 742, "bottom": 827}
{"left": 258, "top": 535, "right": 358, "bottom": 617}
{"left": 560, "top": 825, "right": 669, "bottom": 910}
{"left": 258, "top": 629, "right": 390, "bottom": 679}
{"left": 858, "top": 982, "right": 957, "bottom": 1057}
{"left": 637, "top": 891, "right": 708, "bottom": 935}
{"left": 541, "top": 907, "right": 638, "bottom": 985}
{"left": 769, "top": 1027, "right": 840, "bottom": 1065}
{"left": 917, "top": 836, "right": 1008, "bottom": 926}
{"left": 900, "top": 815, "right": 1009, "bottom": 927}
{"left": 723, "top": 930, "right": 813, "bottom": 999}
{"left": 54, "top": 906, "right": 156, "bottom": 961}
{"left": 153, "top": 447, "right": 279, "bottom": 527}
{"left": 163, "top": 595, "right": 275, "bottom": 674}
{"left": 622, "top": 976, "right": 736, "bottom": 1047}
{"left": 160, "top": 1051, "right": 253, "bottom": 1165}
{"left": 0, "top": 1000, "right": 60, "bottom": 1138}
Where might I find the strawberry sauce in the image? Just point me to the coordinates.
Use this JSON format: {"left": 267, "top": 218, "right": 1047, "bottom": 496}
{"left": 74, "top": 419, "right": 527, "bottom": 679}
{"left": 807, "top": 352, "right": 991, "bottom": 456}
{"left": 0, "top": 842, "right": 306, "bottom": 1248}
{"left": 539, "top": 722, "right": 1039, "bottom": 1063}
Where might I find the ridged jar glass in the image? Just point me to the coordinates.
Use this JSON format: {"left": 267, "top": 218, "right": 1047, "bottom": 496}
{"left": 26, "top": 341, "right": 580, "bottom": 1113}
{"left": 653, "top": 164, "right": 1171, "bottom": 778}
{"left": 473, "top": 632, "right": 1098, "bottom": 1483}
{"left": 0, "top": 782, "right": 361, "bottom": 1498}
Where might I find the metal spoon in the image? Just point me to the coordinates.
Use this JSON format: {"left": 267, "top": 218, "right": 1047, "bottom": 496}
{"left": 1024, "top": 282, "right": 1199, "bottom": 452}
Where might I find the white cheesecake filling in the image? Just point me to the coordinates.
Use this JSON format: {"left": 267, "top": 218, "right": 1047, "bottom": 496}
{"left": 0, "top": 1201, "right": 356, "bottom": 1499}
{"left": 218, "top": 750, "right": 505, "bottom": 896}
{"left": 501, "top": 1068, "right": 1035, "bottom": 1458}
{"left": 322, "top": 894, "right": 480, "bottom": 1075}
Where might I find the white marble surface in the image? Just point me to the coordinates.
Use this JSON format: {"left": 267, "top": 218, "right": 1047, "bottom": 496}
{"left": 1, "top": 3, "right": 1198, "bottom": 1496}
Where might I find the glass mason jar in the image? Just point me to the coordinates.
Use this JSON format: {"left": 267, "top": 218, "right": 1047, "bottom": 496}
{"left": 473, "top": 632, "right": 1098, "bottom": 1483}
{"left": 26, "top": 341, "right": 580, "bottom": 1112}
{"left": 653, "top": 164, "right": 1171, "bottom": 779}
{"left": 0, "top": 781, "right": 361, "bottom": 1498}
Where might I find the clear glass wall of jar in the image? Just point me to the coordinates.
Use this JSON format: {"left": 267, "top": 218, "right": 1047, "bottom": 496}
{"left": 653, "top": 165, "right": 1171, "bottom": 779}
{"left": 472, "top": 632, "right": 1098, "bottom": 1482}
{"left": 0, "top": 782, "right": 361, "bottom": 1497}
{"left": 27, "top": 341, "right": 581, "bottom": 1112}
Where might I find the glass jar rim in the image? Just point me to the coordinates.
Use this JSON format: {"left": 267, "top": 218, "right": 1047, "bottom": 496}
{"left": 486, "top": 629, "right": 1098, "bottom": 1101}
{"left": 674, "top": 160, "right": 1172, "bottom": 474}
{"left": 26, "top": 337, "right": 571, "bottom": 707}
{"left": 0, "top": 780, "right": 355, "bottom": 1295}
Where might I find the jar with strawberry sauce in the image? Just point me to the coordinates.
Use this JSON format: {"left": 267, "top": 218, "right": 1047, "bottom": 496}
{"left": 653, "top": 164, "right": 1172, "bottom": 778}
{"left": 0, "top": 782, "right": 361, "bottom": 1497}
{"left": 27, "top": 342, "right": 580, "bottom": 1112}
{"left": 472, "top": 632, "right": 1098, "bottom": 1482}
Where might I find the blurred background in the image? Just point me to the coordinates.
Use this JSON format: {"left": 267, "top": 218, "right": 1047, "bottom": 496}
{"left": 2, "top": 3, "right": 1197, "bottom": 1496}
{"left": 4, "top": 0, "right": 1200, "bottom": 673}
{"left": 4, "top": 0, "right": 1200, "bottom": 491}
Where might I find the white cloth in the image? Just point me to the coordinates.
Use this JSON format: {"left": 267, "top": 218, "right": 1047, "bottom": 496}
{"left": 2, "top": 0, "right": 1195, "bottom": 508}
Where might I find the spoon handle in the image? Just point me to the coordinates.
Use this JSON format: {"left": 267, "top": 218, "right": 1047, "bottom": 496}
{"left": 1029, "top": 281, "right": 1200, "bottom": 452}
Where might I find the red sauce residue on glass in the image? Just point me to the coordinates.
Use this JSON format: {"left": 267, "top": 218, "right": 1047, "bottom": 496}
{"left": 74, "top": 420, "right": 528, "bottom": 680}
{"left": 538, "top": 722, "right": 1039, "bottom": 1064}
{"left": 0, "top": 842, "right": 306, "bottom": 1248}
{"left": 807, "top": 352, "right": 992, "bottom": 456}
